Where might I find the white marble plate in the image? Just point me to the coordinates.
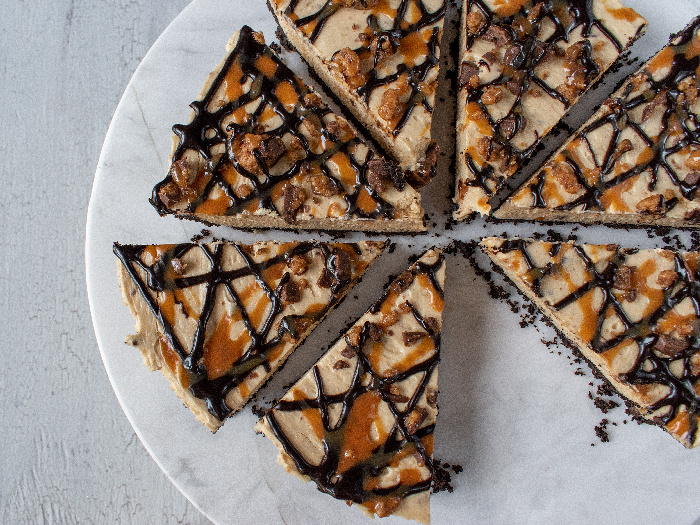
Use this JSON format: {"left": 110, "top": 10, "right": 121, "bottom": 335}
{"left": 86, "top": 0, "right": 700, "bottom": 523}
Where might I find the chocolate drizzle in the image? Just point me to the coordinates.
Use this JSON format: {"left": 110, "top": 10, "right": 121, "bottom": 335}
{"left": 152, "top": 26, "right": 407, "bottom": 223}
{"left": 114, "top": 241, "right": 371, "bottom": 422}
{"left": 494, "top": 239, "right": 700, "bottom": 446}
{"left": 460, "top": 0, "right": 639, "bottom": 199}
{"left": 265, "top": 253, "right": 444, "bottom": 508}
{"left": 285, "top": 0, "right": 445, "bottom": 137}
{"left": 524, "top": 17, "right": 700, "bottom": 220}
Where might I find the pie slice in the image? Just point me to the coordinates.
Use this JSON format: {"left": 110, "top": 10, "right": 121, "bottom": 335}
{"left": 114, "top": 240, "right": 385, "bottom": 431}
{"left": 454, "top": 0, "right": 647, "bottom": 219}
{"left": 255, "top": 249, "right": 445, "bottom": 522}
{"left": 268, "top": 0, "right": 444, "bottom": 175}
{"left": 482, "top": 237, "right": 700, "bottom": 448}
{"left": 495, "top": 17, "right": 700, "bottom": 227}
{"left": 152, "top": 26, "right": 426, "bottom": 233}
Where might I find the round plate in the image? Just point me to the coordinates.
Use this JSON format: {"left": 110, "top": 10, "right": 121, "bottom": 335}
{"left": 86, "top": 0, "right": 700, "bottom": 523}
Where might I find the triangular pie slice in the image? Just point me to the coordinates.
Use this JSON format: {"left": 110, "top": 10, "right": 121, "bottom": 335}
{"left": 496, "top": 17, "right": 700, "bottom": 227}
{"left": 152, "top": 26, "right": 426, "bottom": 232}
{"left": 114, "top": 240, "right": 385, "bottom": 431}
{"left": 269, "top": 0, "right": 444, "bottom": 174}
{"left": 482, "top": 237, "right": 700, "bottom": 448}
{"left": 454, "top": 0, "right": 647, "bottom": 218}
{"left": 255, "top": 249, "right": 445, "bottom": 522}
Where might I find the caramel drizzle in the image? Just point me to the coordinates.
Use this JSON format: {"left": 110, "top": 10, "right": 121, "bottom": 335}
{"left": 265, "top": 255, "right": 444, "bottom": 506}
{"left": 114, "top": 241, "right": 365, "bottom": 421}
{"left": 286, "top": 0, "right": 445, "bottom": 136}
{"left": 462, "top": 0, "right": 630, "bottom": 197}
{"left": 152, "top": 26, "right": 400, "bottom": 221}
{"left": 525, "top": 17, "right": 700, "bottom": 216}
{"left": 497, "top": 239, "right": 700, "bottom": 445}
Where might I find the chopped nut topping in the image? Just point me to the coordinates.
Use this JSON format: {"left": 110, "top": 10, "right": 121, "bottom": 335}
{"left": 403, "top": 408, "right": 427, "bottom": 435}
{"left": 332, "top": 48, "right": 366, "bottom": 89}
{"left": 686, "top": 149, "right": 700, "bottom": 171}
{"left": 302, "top": 92, "right": 324, "bottom": 109}
{"left": 367, "top": 158, "right": 406, "bottom": 191}
{"left": 282, "top": 183, "right": 306, "bottom": 221}
{"left": 390, "top": 270, "right": 414, "bottom": 295}
{"left": 310, "top": 173, "right": 339, "bottom": 197}
{"left": 378, "top": 87, "right": 405, "bottom": 122}
{"left": 366, "top": 322, "right": 384, "bottom": 342}
{"left": 172, "top": 158, "right": 194, "bottom": 190}
{"left": 386, "top": 385, "right": 409, "bottom": 403}
{"left": 483, "top": 25, "right": 510, "bottom": 47}
{"left": 684, "top": 171, "right": 700, "bottom": 186}
{"left": 403, "top": 331, "right": 426, "bottom": 346}
{"left": 158, "top": 181, "right": 182, "bottom": 207}
{"left": 407, "top": 141, "right": 439, "bottom": 189}
{"left": 636, "top": 194, "right": 663, "bottom": 213}
{"left": 499, "top": 116, "right": 518, "bottom": 139}
{"left": 336, "top": 0, "right": 379, "bottom": 8}
{"left": 232, "top": 133, "right": 265, "bottom": 174}
{"left": 653, "top": 334, "right": 687, "bottom": 358}
{"left": 424, "top": 317, "right": 440, "bottom": 334}
{"left": 280, "top": 281, "right": 301, "bottom": 305}
{"left": 481, "top": 85, "right": 503, "bottom": 105}
{"left": 340, "top": 346, "right": 356, "bottom": 358}
{"left": 258, "top": 136, "right": 286, "bottom": 168}
{"left": 613, "top": 266, "right": 634, "bottom": 290}
{"left": 171, "top": 258, "right": 186, "bottom": 275}
{"left": 641, "top": 90, "right": 668, "bottom": 123}
{"left": 476, "top": 136, "right": 493, "bottom": 162}
{"left": 288, "top": 254, "right": 308, "bottom": 275}
{"left": 329, "top": 248, "right": 352, "bottom": 283}
{"left": 458, "top": 61, "right": 480, "bottom": 90}
{"left": 466, "top": 10, "right": 486, "bottom": 34}
{"left": 317, "top": 268, "right": 334, "bottom": 289}
{"left": 656, "top": 270, "right": 677, "bottom": 288}
{"left": 504, "top": 44, "right": 523, "bottom": 67}
{"left": 552, "top": 162, "right": 580, "bottom": 194}
{"left": 612, "top": 139, "right": 633, "bottom": 162}
{"left": 333, "top": 359, "right": 351, "bottom": 370}
{"left": 506, "top": 71, "right": 525, "bottom": 95}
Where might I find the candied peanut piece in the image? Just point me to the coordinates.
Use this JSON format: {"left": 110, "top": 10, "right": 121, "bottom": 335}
{"left": 345, "top": 325, "right": 362, "bottom": 347}
{"left": 481, "top": 85, "right": 502, "bottom": 105}
{"left": 653, "top": 334, "right": 687, "bottom": 358}
{"left": 332, "top": 359, "right": 351, "bottom": 369}
{"left": 476, "top": 137, "right": 493, "bottom": 162}
{"left": 459, "top": 61, "right": 480, "bottom": 90}
{"left": 288, "top": 254, "right": 308, "bottom": 276}
{"left": 378, "top": 88, "right": 405, "bottom": 122}
{"left": 613, "top": 266, "right": 633, "bottom": 290}
{"left": 483, "top": 25, "right": 510, "bottom": 47}
{"left": 636, "top": 194, "right": 663, "bottom": 213}
{"left": 552, "top": 162, "right": 580, "bottom": 194}
{"left": 407, "top": 141, "right": 439, "bottom": 189}
{"left": 158, "top": 181, "right": 182, "bottom": 207}
{"left": 390, "top": 270, "right": 414, "bottom": 294}
{"left": 332, "top": 48, "right": 366, "bottom": 89}
{"left": 311, "top": 173, "right": 339, "bottom": 197}
{"left": 656, "top": 270, "right": 677, "bottom": 287}
{"left": 403, "top": 408, "right": 427, "bottom": 435}
{"left": 258, "top": 136, "right": 286, "bottom": 168}
{"left": 280, "top": 281, "right": 301, "bottom": 305}
{"left": 302, "top": 92, "right": 323, "bottom": 109}
{"left": 232, "top": 133, "right": 265, "bottom": 174}
{"left": 282, "top": 183, "right": 306, "bottom": 221}
{"left": 686, "top": 149, "right": 700, "bottom": 171}
{"left": 172, "top": 158, "right": 194, "bottom": 190}
{"left": 466, "top": 10, "right": 486, "bottom": 34}
{"left": 403, "top": 331, "right": 426, "bottom": 346}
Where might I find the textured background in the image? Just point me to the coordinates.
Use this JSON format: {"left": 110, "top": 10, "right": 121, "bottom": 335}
{"left": 0, "top": 1, "right": 211, "bottom": 523}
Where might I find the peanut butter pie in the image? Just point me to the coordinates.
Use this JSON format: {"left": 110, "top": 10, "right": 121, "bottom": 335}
{"left": 115, "top": 240, "right": 385, "bottom": 431}
{"left": 454, "top": 0, "right": 646, "bottom": 218}
{"left": 496, "top": 17, "right": 700, "bottom": 227}
{"left": 268, "top": 0, "right": 444, "bottom": 177}
{"left": 482, "top": 237, "right": 700, "bottom": 448}
{"left": 152, "top": 26, "right": 426, "bottom": 232}
{"left": 256, "top": 248, "right": 445, "bottom": 522}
